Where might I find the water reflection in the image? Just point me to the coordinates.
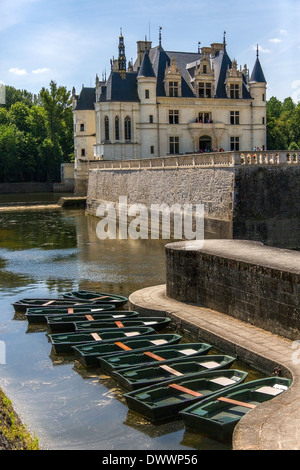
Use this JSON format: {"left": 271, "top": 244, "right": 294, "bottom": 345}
{"left": 0, "top": 203, "right": 260, "bottom": 450}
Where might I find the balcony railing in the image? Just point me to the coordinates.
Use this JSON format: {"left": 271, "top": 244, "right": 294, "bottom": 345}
{"left": 88, "top": 150, "right": 300, "bottom": 171}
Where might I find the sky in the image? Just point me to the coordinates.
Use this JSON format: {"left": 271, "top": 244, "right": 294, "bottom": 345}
{"left": 0, "top": 0, "right": 299, "bottom": 102}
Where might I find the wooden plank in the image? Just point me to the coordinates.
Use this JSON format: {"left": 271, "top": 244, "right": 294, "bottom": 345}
{"left": 115, "top": 342, "right": 132, "bottom": 351}
{"left": 91, "top": 332, "right": 102, "bottom": 341}
{"left": 143, "top": 351, "right": 165, "bottom": 361}
{"left": 90, "top": 296, "right": 110, "bottom": 300}
{"left": 217, "top": 397, "right": 257, "bottom": 409}
{"left": 85, "top": 315, "right": 94, "bottom": 321}
{"left": 43, "top": 300, "right": 55, "bottom": 306}
{"left": 159, "top": 365, "right": 183, "bottom": 376}
{"left": 168, "top": 383, "right": 203, "bottom": 397}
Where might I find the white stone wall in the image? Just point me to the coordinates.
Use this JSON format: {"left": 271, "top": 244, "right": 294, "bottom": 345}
{"left": 87, "top": 166, "right": 235, "bottom": 222}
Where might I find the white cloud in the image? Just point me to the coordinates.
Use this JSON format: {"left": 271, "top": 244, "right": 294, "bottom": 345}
{"left": 9, "top": 67, "right": 28, "bottom": 76}
{"left": 269, "top": 38, "right": 282, "bottom": 43}
{"left": 32, "top": 68, "right": 51, "bottom": 74}
{"left": 280, "top": 29, "right": 288, "bottom": 36}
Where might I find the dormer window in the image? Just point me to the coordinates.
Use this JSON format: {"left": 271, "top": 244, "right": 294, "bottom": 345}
{"left": 165, "top": 57, "right": 182, "bottom": 97}
{"left": 202, "top": 65, "right": 207, "bottom": 74}
{"left": 230, "top": 84, "right": 240, "bottom": 99}
{"left": 169, "top": 81, "right": 179, "bottom": 97}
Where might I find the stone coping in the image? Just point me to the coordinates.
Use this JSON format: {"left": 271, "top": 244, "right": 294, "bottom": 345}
{"left": 165, "top": 239, "right": 300, "bottom": 274}
{"left": 129, "top": 284, "right": 300, "bottom": 450}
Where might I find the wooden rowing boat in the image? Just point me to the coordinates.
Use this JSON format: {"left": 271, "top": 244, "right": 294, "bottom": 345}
{"left": 13, "top": 298, "right": 116, "bottom": 314}
{"left": 25, "top": 306, "right": 117, "bottom": 324}
{"left": 49, "top": 326, "right": 155, "bottom": 354}
{"left": 112, "top": 355, "right": 236, "bottom": 390}
{"left": 62, "top": 290, "right": 128, "bottom": 307}
{"left": 73, "top": 317, "right": 172, "bottom": 333}
{"left": 124, "top": 369, "right": 247, "bottom": 423}
{"left": 98, "top": 343, "right": 212, "bottom": 374}
{"left": 72, "top": 334, "right": 182, "bottom": 367}
{"left": 180, "top": 376, "right": 292, "bottom": 442}
{"left": 46, "top": 311, "right": 140, "bottom": 332}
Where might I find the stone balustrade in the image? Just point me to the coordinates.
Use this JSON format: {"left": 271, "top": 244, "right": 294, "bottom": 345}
{"left": 88, "top": 150, "right": 300, "bottom": 171}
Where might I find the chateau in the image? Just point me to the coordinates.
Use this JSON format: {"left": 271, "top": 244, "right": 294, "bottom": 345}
{"left": 72, "top": 31, "right": 267, "bottom": 189}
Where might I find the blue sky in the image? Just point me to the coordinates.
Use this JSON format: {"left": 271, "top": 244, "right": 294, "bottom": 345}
{"left": 0, "top": 0, "right": 299, "bottom": 102}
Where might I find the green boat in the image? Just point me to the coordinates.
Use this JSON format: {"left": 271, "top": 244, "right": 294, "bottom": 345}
{"left": 62, "top": 290, "right": 128, "bottom": 307}
{"left": 49, "top": 326, "right": 155, "bottom": 354}
{"left": 25, "top": 305, "right": 116, "bottom": 324}
{"left": 74, "top": 317, "right": 172, "bottom": 333}
{"left": 46, "top": 311, "right": 140, "bottom": 332}
{"left": 13, "top": 298, "right": 115, "bottom": 314}
{"left": 98, "top": 343, "right": 212, "bottom": 374}
{"left": 112, "top": 355, "right": 236, "bottom": 391}
{"left": 180, "top": 376, "right": 292, "bottom": 442}
{"left": 73, "top": 334, "right": 182, "bottom": 367}
{"left": 124, "top": 369, "right": 247, "bottom": 423}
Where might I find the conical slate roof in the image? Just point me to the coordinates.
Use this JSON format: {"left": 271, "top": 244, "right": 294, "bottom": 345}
{"left": 138, "top": 50, "right": 156, "bottom": 78}
{"left": 250, "top": 57, "right": 266, "bottom": 83}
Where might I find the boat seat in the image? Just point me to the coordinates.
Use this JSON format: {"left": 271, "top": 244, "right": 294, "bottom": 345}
{"left": 217, "top": 397, "right": 257, "bottom": 409}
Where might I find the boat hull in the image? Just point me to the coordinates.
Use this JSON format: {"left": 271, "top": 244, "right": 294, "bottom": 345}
{"left": 62, "top": 290, "right": 128, "bottom": 307}
{"left": 46, "top": 311, "right": 140, "bottom": 332}
{"left": 13, "top": 298, "right": 116, "bottom": 314}
{"left": 98, "top": 343, "right": 212, "bottom": 374}
{"left": 25, "top": 306, "right": 117, "bottom": 324}
{"left": 73, "top": 334, "right": 182, "bottom": 367}
{"left": 113, "top": 355, "right": 236, "bottom": 391}
{"left": 180, "top": 376, "right": 292, "bottom": 442}
{"left": 49, "top": 326, "right": 155, "bottom": 354}
{"left": 124, "top": 369, "right": 247, "bottom": 423}
{"left": 74, "top": 317, "right": 171, "bottom": 333}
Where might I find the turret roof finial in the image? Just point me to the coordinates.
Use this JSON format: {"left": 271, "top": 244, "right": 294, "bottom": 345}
{"left": 223, "top": 31, "right": 227, "bottom": 50}
{"left": 257, "top": 44, "right": 259, "bottom": 58}
{"left": 159, "top": 26, "right": 162, "bottom": 47}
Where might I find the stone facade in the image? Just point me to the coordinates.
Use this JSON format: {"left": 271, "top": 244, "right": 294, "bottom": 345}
{"left": 72, "top": 32, "right": 267, "bottom": 178}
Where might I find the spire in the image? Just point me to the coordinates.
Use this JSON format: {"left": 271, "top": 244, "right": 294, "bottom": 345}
{"left": 159, "top": 26, "right": 162, "bottom": 47}
{"left": 118, "top": 29, "right": 126, "bottom": 74}
{"left": 250, "top": 45, "right": 266, "bottom": 83}
{"left": 223, "top": 31, "right": 227, "bottom": 51}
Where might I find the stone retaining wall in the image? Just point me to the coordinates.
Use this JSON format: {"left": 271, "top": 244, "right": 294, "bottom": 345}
{"left": 165, "top": 239, "right": 300, "bottom": 340}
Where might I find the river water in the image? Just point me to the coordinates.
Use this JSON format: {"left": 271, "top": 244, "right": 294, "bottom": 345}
{"left": 0, "top": 195, "right": 261, "bottom": 451}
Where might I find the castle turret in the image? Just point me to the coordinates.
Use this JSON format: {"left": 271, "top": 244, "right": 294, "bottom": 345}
{"left": 249, "top": 46, "right": 267, "bottom": 149}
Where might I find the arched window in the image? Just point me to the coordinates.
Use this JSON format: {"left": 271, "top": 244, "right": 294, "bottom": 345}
{"left": 115, "top": 116, "right": 120, "bottom": 140}
{"left": 124, "top": 116, "right": 131, "bottom": 141}
{"left": 104, "top": 116, "right": 109, "bottom": 141}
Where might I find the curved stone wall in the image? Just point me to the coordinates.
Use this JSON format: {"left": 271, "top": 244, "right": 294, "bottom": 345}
{"left": 165, "top": 239, "right": 300, "bottom": 340}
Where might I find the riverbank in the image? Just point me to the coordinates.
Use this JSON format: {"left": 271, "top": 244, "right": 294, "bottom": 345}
{"left": 0, "top": 388, "right": 39, "bottom": 450}
{"left": 0, "top": 196, "right": 86, "bottom": 212}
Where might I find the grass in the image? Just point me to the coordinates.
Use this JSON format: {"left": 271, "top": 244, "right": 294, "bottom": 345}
{"left": 0, "top": 388, "right": 39, "bottom": 450}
